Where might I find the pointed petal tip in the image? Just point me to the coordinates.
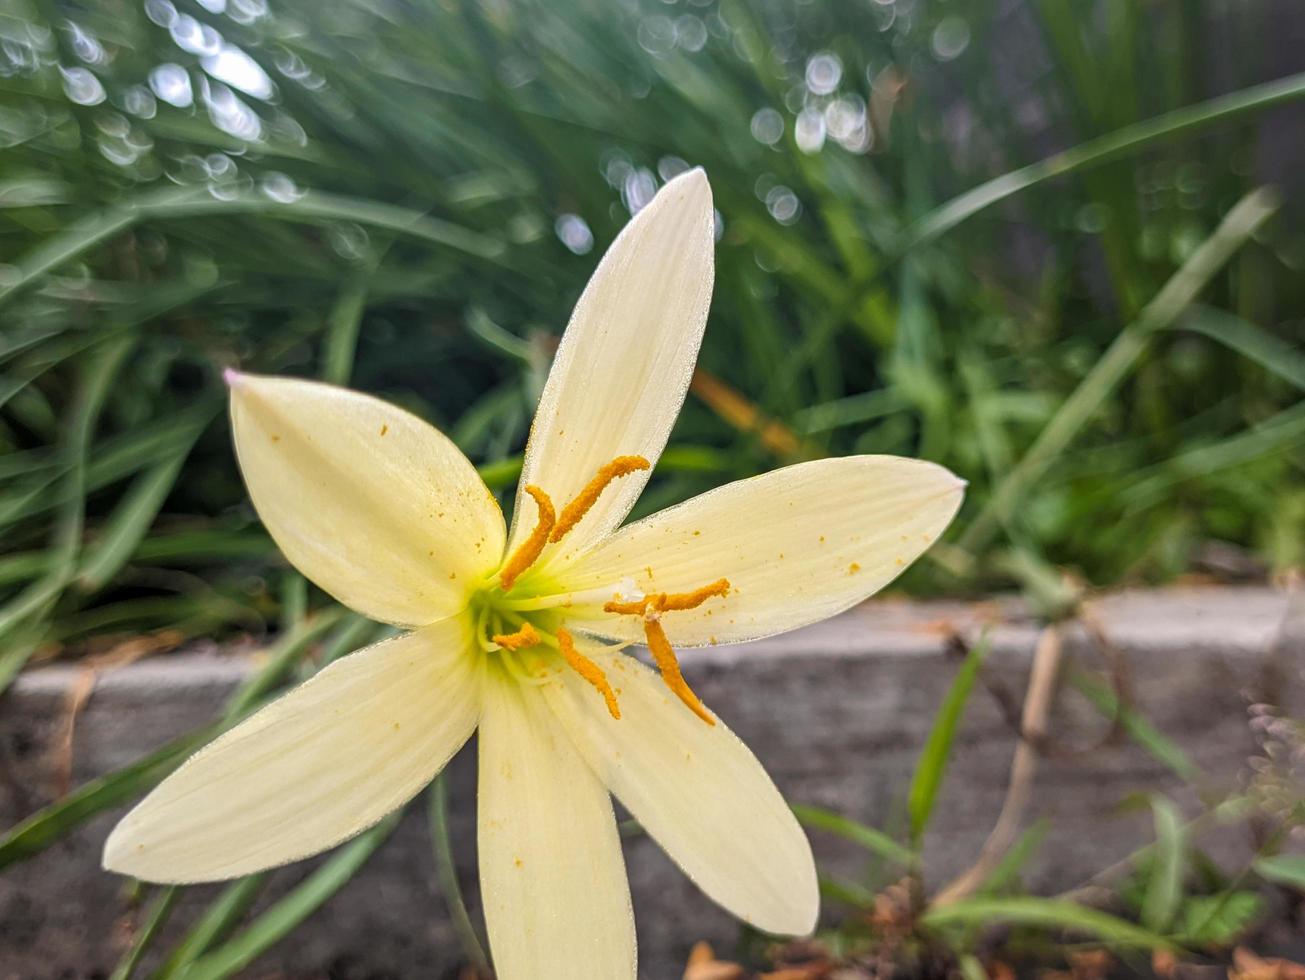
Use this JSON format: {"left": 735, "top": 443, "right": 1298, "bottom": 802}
{"left": 664, "top": 165, "right": 712, "bottom": 209}
{"left": 100, "top": 822, "right": 137, "bottom": 876}
{"left": 222, "top": 367, "right": 245, "bottom": 388}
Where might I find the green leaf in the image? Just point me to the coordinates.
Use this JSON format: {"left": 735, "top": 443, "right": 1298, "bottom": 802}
{"left": 1141, "top": 797, "right": 1185, "bottom": 932}
{"left": 791, "top": 803, "right": 914, "bottom": 866}
{"left": 1254, "top": 855, "right": 1305, "bottom": 891}
{"left": 1177, "top": 891, "right": 1263, "bottom": 946}
{"left": 175, "top": 813, "right": 401, "bottom": 980}
{"left": 922, "top": 897, "right": 1175, "bottom": 950}
{"left": 908, "top": 633, "right": 991, "bottom": 841}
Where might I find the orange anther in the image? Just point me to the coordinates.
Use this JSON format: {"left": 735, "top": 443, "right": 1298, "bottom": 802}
{"left": 602, "top": 578, "right": 730, "bottom": 617}
{"left": 643, "top": 618, "right": 714, "bottom": 726}
{"left": 492, "top": 622, "right": 540, "bottom": 651}
{"left": 657, "top": 578, "right": 730, "bottom": 612}
{"left": 549, "top": 455, "right": 650, "bottom": 544}
{"left": 557, "top": 627, "right": 621, "bottom": 720}
{"left": 602, "top": 597, "right": 647, "bottom": 616}
{"left": 499, "top": 486, "right": 555, "bottom": 591}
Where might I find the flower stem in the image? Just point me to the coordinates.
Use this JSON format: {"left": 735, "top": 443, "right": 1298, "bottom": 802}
{"left": 426, "top": 776, "right": 490, "bottom": 976}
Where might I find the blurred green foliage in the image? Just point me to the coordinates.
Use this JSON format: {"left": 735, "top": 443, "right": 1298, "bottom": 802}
{"left": 0, "top": 0, "right": 1303, "bottom": 664}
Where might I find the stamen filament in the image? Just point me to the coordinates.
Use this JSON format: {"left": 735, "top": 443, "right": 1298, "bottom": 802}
{"left": 557, "top": 627, "right": 622, "bottom": 720}
{"left": 491, "top": 622, "right": 540, "bottom": 651}
{"left": 499, "top": 485, "right": 555, "bottom": 591}
{"left": 643, "top": 617, "right": 714, "bottom": 726}
{"left": 549, "top": 455, "right": 650, "bottom": 544}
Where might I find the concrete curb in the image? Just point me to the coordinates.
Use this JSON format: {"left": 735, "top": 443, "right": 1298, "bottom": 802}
{"left": 1, "top": 586, "right": 1300, "bottom": 978}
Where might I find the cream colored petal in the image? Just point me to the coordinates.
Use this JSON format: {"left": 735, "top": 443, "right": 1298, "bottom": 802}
{"left": 103, "top": 617, "right": 481, "bottom": 883}
{"left": 478, "top": 670, "right": 635, "bottom": 980}
{"left": 507, "top": 169, "right": 715, "bottom": 565}
{"left": 560, "top": 455, "right": 964, "bottom": 645}
{"left": 228, "top": 372, "right": 505, "bottom": 627}
{"left": 541, "top": 649, "right": 818, "bottom": 936}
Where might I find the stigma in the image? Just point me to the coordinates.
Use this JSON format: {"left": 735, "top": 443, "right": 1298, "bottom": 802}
{"left": 603, "top": 579, "right": 730, "bottom": 726}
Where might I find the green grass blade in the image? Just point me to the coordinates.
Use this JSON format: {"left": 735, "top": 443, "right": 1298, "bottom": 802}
{"left": 1070, "top": 673, "right": 1202, "bottom": 783}
{"left": 975, "top": 820, "right": 1050, "bottom": 898}
{"left": 77, "top": 443, "right": 197, "bottom": 593}
{"left": 1179, "top": 307, "right": 1305, "bottom": 392}
{"left": 791, "top": 803, "right": 914, "bottom": 865}
{"left": 151, "top": 875, "right": 268, "bottom": 979}
{"left": 1141, "top": 797, "right": 1185, "bottom": 932}
{"left": 110, "top": 887, "right": 182, "bottom": 980}
{"left": 959, "top": 186, "right": 1281, "bottom": 554}
{"left": 908, "top": 634, "right": 991, "bottom": 841}
{"left": 0, "top": 610, "right": 340, "bottom": 871}
{"left": 174, "top": 813, "right": 401, "bottom": 980}
{"left": 0, "top": 188, "right": 504, "bottom": 308}
{"left": 0, "top": 336, "right": 135, "bottom": 685}
{"left": 321, "top": 272, "right": 372, "bottom": 386}
{"left": 905, "top": 72, "right": 1305, "bottom": 247}
{"left": 922, "top": 897, "right": 1175, "bottom": 950}
{"left": 477, "top": 455, "right": 523, "bottom": 491}
{"left": 222, "top": 610, "right": 345, "bottom": 719}
{"left": 0, "top": 725, "right": 218, "bottom": 870}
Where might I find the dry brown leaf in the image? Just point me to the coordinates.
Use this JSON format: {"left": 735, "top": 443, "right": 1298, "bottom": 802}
{"left": 762, "top": 965, "right": 829, "bottom": 980}
{"left": 1069, "top": 948, "right": 1114, "bottom": 980}
{"left": 758, "top": 963, "right": 832, "bottom": 980}
{"left": 869, "top": 878, "right": 915, "bottom": 934}
{"left": 1230, "top": 948, "right": 1305, "bottom": 980}
{"left": 1154, "top": 949, "right": 1180, "bottom": 979}
{"left": 684, "top": 940, "right": 745, "bottom": 980}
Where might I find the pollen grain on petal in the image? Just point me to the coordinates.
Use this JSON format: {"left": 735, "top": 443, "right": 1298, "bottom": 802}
{"left": 499, "top": 485, "right": 556, "bottom": 590}
{"left": 557, "top": 627, "right": 621, "bottom": 720}
{"left": 643, "top": 618, "right": 715, "bottom": 726}
{"left": 549, "top": 455, "right": 650, "bottom": 544}
{"left": 492, "top": 621, "right": 541, "bottom": 651}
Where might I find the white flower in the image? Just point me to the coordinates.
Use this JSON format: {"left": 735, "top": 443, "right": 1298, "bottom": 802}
{"left": 103, "top": 169, "right": 964, "bottom": 979}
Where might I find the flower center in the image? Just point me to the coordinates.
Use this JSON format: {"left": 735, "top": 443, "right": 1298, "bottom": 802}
{"left": 471, "top": 455, "right": 729, "bottom": 725}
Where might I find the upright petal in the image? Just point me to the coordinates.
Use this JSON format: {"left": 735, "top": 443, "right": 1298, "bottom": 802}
{"left": 228, "top": 372, "right": 505, "bottom": 627}
{"left": 478, "top": 671, "right": 635, "bottom": 980}
{"left": 559, "top": 456, "right": 965, "bottom": 645}
{"left": 542, "top": 650, "right": 818, "bottom": 936}
{"left": 103, "top": 616, "right": 481, "bottom": 882}
{"left": 507, "top": 169, "right": 715, "bottom": 563}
